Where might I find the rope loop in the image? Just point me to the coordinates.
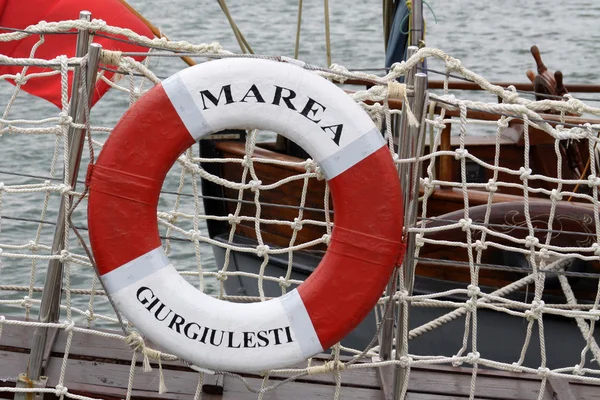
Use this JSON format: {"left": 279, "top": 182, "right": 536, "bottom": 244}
{"left": 306, "top": 360, "right": 345, "bottom": 375}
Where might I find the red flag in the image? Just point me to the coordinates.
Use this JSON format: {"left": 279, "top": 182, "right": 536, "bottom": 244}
{"left": 0, "top": 0, "right": 154, "bottom": 108}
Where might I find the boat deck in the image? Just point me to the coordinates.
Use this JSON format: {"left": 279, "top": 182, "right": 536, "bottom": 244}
{"left": 1, "top": 322, "right": 598, "bottom": 400}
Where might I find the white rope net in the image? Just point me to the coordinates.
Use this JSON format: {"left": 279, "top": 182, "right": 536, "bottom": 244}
{"left": 1, "top": 19, "right": 600, "bottom": 400}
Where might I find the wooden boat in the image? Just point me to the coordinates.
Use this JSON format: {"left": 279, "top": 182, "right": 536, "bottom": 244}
{"left": 3, "top": 0, "right": 600, "bottom": 398}
{"left": 198, "top": 50, "right": 600, "bottom": 367}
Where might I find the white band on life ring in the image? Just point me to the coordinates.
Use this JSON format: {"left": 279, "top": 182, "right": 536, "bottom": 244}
{"left": 87, "top": 58, "right": 405, "bottom": 372}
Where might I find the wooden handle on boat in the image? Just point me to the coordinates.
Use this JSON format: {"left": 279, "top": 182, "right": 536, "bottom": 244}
{"left": 555, "top": 70, "right": 568, "bottom": 96}
{"left": 526, "top": 70, "right": 536, "bottom": 83}
{"left": 530, "top": 45, "right": 547, "bottom": 74}
{"left": 116, "top": 0, "right": 197, "bottom": 67}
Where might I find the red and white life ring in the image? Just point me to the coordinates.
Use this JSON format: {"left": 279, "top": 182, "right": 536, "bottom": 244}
{"left": 87, "top": 58, "right": 405, "bottom": 372}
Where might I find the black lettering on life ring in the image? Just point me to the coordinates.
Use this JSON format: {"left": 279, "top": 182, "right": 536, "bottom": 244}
{"left": 136, "top": 286, "right": 294, "bottom": 349}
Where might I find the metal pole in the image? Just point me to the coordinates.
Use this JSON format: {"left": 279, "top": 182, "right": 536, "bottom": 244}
{"left": 401, "top": 72, "right": 428, "bottom": 294}
{"left": 379, "top": 45, "right": 419, "bottom": 365}
{"left": 393, "top": 72, "right": 428, "bottom": 400}
{"left": 410, "top": 0, "right": 424, "bottom": 47}
{"left": 26, "top": 10, "right": 93, "bottom": 382}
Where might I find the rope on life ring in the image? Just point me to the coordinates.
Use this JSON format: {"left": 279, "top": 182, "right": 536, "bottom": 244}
{"left": 87, "top": 58, "right": 405, "bottom": 372}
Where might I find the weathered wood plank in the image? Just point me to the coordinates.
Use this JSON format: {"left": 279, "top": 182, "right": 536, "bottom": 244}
{"left": 0, "top": 323, "right": 382, "bottom": 388}
{"left": 569, "top": 382, "right": 600, "bottom": 400}
{"left": 0, "top": 350, "right": 383, "bottom": 400}
{"left": 2, "top": 323, "right": 599, "bottom": 400}
{"left": 547, "top": 377, "right": 577, "bottom": 400}
{"left": 2, "top": 348, "right": 599, "bottom": 400}
{"left": 219, "top": 376, "right": 382, "bottom": 400}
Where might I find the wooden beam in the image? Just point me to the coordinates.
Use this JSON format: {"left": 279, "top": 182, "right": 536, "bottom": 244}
{"left": 547, "top": 376, "right": 577, "bottom": 400}
{"left": 341, "top": 79, "right": 600, "bottom": 94}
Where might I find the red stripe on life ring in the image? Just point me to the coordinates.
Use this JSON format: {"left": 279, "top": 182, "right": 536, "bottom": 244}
{"left": 88, "top": 84, "right": 195, "bottom": 274}
{"left": 297, "top": 146, "right": 404, "bottom": 349}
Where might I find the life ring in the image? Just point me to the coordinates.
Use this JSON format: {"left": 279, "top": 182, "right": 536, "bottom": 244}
{"left": 87, "top": 58, "right": 405, "bottom": 372}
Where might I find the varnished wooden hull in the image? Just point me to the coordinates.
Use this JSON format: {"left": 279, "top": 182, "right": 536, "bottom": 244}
{"left": 199, "top": 136, "right": 600, "bottom": 364}
{"left": 202, "top": 135, "right": 589, "bottom": 248}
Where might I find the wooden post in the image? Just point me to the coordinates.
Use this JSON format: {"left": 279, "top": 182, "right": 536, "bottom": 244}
{"left": 25, "top": 18, "right": 102, "bottom": 385}
{"left": 439, "top": 120, "right": 453, "bottom": 186}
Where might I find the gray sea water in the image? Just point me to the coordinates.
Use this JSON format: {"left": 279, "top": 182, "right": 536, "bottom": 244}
{"left": 1, "top": 0, "right": 599, "bottom": 321}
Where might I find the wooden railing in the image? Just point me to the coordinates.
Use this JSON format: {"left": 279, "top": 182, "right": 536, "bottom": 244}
{"left": 343, "top": 78, "right": 600, "bottom": 93}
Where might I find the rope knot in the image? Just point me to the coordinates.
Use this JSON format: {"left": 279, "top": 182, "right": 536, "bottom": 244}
{"left": 420, "top": 177, "right": 433, "bottom": 191}
{"left": 322, "top": 234, "right": 331, "bottom": 246}
{"left": 248, "top": 179, "right": 262, "bottom": 192}
{"left": 445, "top": 57, "right": 462, "bottom": 71}
{"left": 278, "top": 276, "right": 291, "bottom": 289}
{"left": 125, "top": 330, "right": 146, "bottom": 352}
{"left": 497, "top": 117, "right": 509, "bottom": 129}
{"left": 56, "top": 183, "right": 72, "bottom": 195}
{"left": 187, "top": 229, "right": 201, "bottom": 241}
{"left": 451, "top": 355, "right": 463, "bottom": 367}
{"left": 59, "top": 250, "right": 72, "bottom": 262}
{"left": 306, "top": 360, "right": 345, "bottom": 375}
{"left": 314, "top": 165, "right": 325, "bottom": 181}
{"left": 502, "top": 90, "right": 519, "bottom": 104}
{"left": 537, "top": 367, "right": 550, "bottom": 377}
{"left": 125, "top": 331, "right": 163, "bottom": 373}
{"left": 63, "top": 319, "right": 75, "bottom": 332}
{"left": 132, "top": 86, "right": 142, "bottom": 100}
{"left": 241, "top": 155, "right": 252, "bottom": 168}
{"left": 524, "top": 235, "right": 539, "bottom": 248}
{"left": 389, "top": 61, "right": 408, "bottom": 78}
{"left": 432, "top": 115, "right": 446, "bottom": 130}
{"left": 485, "top": 179, "right": 498, "bottom": 193}
{"left": 20, "top": 296, "right": 31, "bottom": 308}
{"left": 572, "top": 364, "right": 585, "bottom": 376}
{"left": 458, "top": 218, "right": 472, "bottom": 232}
{"left": 329, "top": 63, "right": 350, "bottom": 80}
{"left": 414, "top": 233, "right": 424, "bottom": 247}
{"left": 304, "top": 159, "right": 318, "bottom": 173}
{"left": 387, "top": 81, "right": 406, "bottom": 99}
{"left": 525, "top": 300, "right": 545, "bottom": 321}
{"left": 565, "top": 97, "right": 586, "bottom": 115}
{"left": 216, "top": 271, "right": 228, "bottom": 282}
{"left": 55, "top": 385, "right": 68, "bottom": 396}
{"left": 84, "top": 309, "right": 95, "bottom": 323}
{"left": 88, "top": 18, "right": 108, "bottom": 31}
{"left": 227, "top": 213, "right": 241, "bottom": 225}
{"left": 588, "top": 174, "right": 600, "bottom": 188}
{"left": 518, "top": 167, "right": 532, "bottom": 181}
{"left": 256, "top": 244, "right": 270, "bottom": 257}
{"left": 475, "top": 240, "right": 487, "bottom": 251}
{"left": 592, "top": 243, "right": 600, "bottom": 257}
{"left": 396, "top": 289, "right": 409, "bottom": 303}
{"left": 466, "top": 351, "right": 480, "bottom": 364}
{"left": 58, "top": 111, "right": 72, "bottom": 126}
{"left": 399, "top": 355, "right": 412, "bottom": 368}
{"left": 454, "top": 148, "right": 468, "bottom": 160}
{"left": 14, "top": 73, "right": 27, "bottom": 86}
{"left": 291, "top": 218, "right": 303, "bottom": 231}
{"left": 466, "top": 284, "right": 480, "bottom": 298}
{"left": 465, "top": 298, "right": 477, "bottom": 312}
{"left": 550, "top": 189, "right": 563, "bottom": 202}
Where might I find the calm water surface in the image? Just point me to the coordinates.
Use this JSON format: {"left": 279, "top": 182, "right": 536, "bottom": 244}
{"left": 0, "top": 0, "right": 599, "bottom": 320}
